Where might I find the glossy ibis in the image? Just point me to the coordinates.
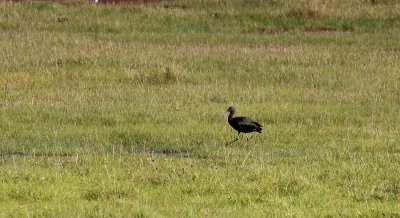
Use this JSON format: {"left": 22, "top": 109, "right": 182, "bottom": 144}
{"left": 220, "top": 106, "right": 262, "bottom": 145}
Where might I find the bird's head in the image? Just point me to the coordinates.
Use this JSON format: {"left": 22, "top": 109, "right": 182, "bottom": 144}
{"left": 219, "top": 106, "right": 236, "bottom": 118}
{"left": 227, "top": 106, "right": 236, "bottom": 112}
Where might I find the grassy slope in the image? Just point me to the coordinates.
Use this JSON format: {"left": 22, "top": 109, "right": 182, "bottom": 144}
{"left": 1, "top": 0, "right": 400, "bottom": 216}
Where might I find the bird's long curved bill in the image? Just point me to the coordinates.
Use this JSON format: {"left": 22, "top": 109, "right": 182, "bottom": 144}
{"left": 219, "top": 110, "right": 228, "bottom": 118}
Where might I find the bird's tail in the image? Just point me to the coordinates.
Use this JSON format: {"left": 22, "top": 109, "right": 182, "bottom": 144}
{"left": 253, "top": 122, "right": 262, "bottom": 133}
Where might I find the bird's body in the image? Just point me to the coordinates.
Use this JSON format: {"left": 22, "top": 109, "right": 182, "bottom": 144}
{"left": 229, "top": 116, "right": 262, "bottom": 134}
{"left": 220, "top": 106, "right": 262, "bottom": 145}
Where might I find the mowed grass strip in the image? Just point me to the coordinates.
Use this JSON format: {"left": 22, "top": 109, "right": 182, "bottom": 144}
{"left": 1, "top": 0, "right": 400, "bottom": 216}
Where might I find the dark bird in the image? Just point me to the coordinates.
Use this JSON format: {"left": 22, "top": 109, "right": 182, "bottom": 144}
{"left": 220, "top": 106, "right": 262, "bottom": 145}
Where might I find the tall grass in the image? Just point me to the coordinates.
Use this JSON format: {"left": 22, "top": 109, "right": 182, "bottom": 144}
{"left": 1, "top": 0, "right": 400, "bottom": 216}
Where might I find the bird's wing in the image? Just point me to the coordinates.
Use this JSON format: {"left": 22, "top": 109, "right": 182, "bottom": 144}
{"left": 234, "top": 117, "right": 262, "bottom": 129}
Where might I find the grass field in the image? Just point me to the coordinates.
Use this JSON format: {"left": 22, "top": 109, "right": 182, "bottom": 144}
{"left": 1, "top": 0, "right": 400, "bottom": 216}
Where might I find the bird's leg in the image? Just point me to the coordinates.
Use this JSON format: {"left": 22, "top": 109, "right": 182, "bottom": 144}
{"left": 246, "top": 134, "right": 250, "bottom": 145}
{"left": 226, "top": 132, "right": 240, "bottom": 145}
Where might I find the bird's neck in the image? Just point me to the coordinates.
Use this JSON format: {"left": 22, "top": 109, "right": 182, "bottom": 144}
{"left": 228, "top": 110, "right": 235, "bottom": 121}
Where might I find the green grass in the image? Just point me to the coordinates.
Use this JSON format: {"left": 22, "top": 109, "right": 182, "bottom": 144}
{"left": 1, "top": 0, "right": 400, "bottom": 216}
